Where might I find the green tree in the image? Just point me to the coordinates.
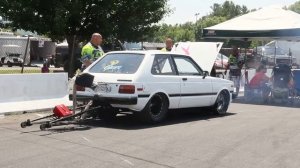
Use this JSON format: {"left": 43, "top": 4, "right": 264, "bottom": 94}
{"left": 0, "top": 0, "right": 169, "bottom": 76}
{"left": 149, "top": 23, "right": 195, "bottom": 42}
{"left": 146, "top": 1, "right": 250, "bottom": 43}
{"left": 196, "top": 16, "right": 227, "bottom": 40}
{"left": 210, "top": 1, "right": 249, "bottom": 19}
{"left": 289, "top": 1, "right": 300, "bottom": 13}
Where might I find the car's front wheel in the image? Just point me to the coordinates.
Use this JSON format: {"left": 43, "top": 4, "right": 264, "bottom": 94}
{"left": 213, "top": 91, "right": 230, "bottom": 115}
{"left": 140, "top": 93, "right": 169, "bottom": 124}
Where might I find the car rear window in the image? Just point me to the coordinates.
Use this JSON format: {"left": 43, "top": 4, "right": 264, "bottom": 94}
{"left": 89, "top": 53, "right": 144, "bottom": 74}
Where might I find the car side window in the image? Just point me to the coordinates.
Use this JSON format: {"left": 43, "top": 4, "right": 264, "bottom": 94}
{"left": 173, "top": 56, "right": 202, "bottom": 76}
{"left": 151, "top": 54, "right": 176, "bottom": 75}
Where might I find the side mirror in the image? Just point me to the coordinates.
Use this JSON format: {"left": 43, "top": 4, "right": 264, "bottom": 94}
{"left": 203, "top": 71, "right": 209, "bottom": 79}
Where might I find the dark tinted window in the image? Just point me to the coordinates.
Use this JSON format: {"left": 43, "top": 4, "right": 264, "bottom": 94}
{"left": 89, "top": 53, "right": 144, "bottom": 74}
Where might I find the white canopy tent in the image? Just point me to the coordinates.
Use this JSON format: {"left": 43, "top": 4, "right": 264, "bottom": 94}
{"left": 203, "top": 7, "right": 300, "bottom": 41}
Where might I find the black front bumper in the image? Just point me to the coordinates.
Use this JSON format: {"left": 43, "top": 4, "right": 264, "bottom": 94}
{"left": 69, "top": 92, "right": 137, "bottom": 105}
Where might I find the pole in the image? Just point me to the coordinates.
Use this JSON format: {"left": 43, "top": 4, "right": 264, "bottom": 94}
{"left": 69, "top": 35, "right": 76, "bottom": 77}
{"left": 244, "top": 39, "right": 248, "bottom": 86}
{"left": 221, "top": 54, "right": 223, "bottom": 68}
{"left": 70, "top": 35, "right": 77, "bottom": 114}
{"left": 72, "top": 80, "right": 77, "bottom": 114}
{"left": 21, "top": 36, "right": 30, "bottom": 73}
{"left": 274, "top": 41, "right": 277, "bottom": 65}
{"left": 195, "top": 13, "right": 200, "bottom": 41}
{"left": 289, "top": 48, "right": 292, "bottom": 65}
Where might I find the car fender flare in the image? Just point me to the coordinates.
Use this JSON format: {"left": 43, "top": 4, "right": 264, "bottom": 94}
{"left": 214, "top": 88, "right": 231, "bottom": 103}
{"left": 142, "top": 90, "right": 170, "bottom": 109}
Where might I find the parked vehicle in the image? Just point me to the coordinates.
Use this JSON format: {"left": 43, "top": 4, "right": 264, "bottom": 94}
{"left": 265, "top": 40, "right": 300, "bottom": 67}
{"left": 214, "top": 53, "right": 229, "bottom": 69}
{"left": 0, "top": 44, "right": 23, "bottom": 67}
{"left": 71, "top": 50, "right": 234, "bottom": 123}
{"left": 255, "top": 46, "right": 296, "bottom": 66}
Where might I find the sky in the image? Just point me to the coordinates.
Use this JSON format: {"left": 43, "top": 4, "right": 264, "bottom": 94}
{"left": 162, "top": 0, "right": 299, "bottom": 25}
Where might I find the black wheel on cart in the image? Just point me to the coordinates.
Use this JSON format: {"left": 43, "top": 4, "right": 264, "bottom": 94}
{"left": 40, "top": 122, "right": 51, "bottom": 131}
{"left": 20, "top": 119, "right": 31, "bottom": 128}
{"left": 40, "top": 124, "right": 47, "bottom": 131}
{"left": 20, "top": 122, "right": 27, "bottom": 128}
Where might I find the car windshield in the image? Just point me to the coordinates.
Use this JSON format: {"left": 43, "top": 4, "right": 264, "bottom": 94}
{"left": 217, "top": 53, "right": 228, "bottom": 60}
{"left": 89, "top": 53, "right": 144, "bottom": 74}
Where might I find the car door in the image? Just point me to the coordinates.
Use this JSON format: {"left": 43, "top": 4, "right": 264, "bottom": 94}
{"left": 172, "top": 55, "right": 213, "bottom": 108}
{"left": 151, "top": 54, "right": 181, "bottom": 109}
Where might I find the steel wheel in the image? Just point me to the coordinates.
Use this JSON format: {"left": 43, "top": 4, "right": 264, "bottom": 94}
{"left": 214, "top": 91, "right": 230, "bottom": 115}
{"left": 140, "top": 93, "right": 169, "bottom": 123}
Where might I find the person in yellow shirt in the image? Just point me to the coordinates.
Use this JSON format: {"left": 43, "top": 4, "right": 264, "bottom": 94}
{"left": 81, "top": 33, "right": 104, "bottom": 70}
{"left": 161, "top": 37, "right": 173, "bottom": 52}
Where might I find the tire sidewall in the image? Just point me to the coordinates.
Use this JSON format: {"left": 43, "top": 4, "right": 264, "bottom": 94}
{"left": 142, "top": 94, "right": 169, "bottom": 123}
{"left": 215, "top": 91, "right": 230, "bottom": 115}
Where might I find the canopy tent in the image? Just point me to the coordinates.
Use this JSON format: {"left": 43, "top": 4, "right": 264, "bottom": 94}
{"left": 203, "top": 7, "right": 300, "bottom": 41}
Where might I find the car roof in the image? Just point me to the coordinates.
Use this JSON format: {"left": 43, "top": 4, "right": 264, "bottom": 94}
{"left": 106, "top": 50, "right": 188, "bottom": 56}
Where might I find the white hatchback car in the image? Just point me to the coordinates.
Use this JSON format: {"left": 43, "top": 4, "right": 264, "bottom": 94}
{"left": 74, "top": 50, "right": 234, "bottom": 123}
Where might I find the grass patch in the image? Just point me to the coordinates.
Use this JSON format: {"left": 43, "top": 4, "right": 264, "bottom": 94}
{"left": 0, "top": 68, "right": 54, "bottom": 74}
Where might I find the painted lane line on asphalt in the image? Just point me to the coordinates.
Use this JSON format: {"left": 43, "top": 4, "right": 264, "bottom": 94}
{"left": 82, "top": 136, "right": 91, "bottom": 143}
{"left": 120, "top": 157, "right": 134, "bottom": 166}
{"left": 2, "top": 127, "right": 175, "bottom": 168}
{"left": 35, "top": 113, "right": 45, "bottom": 117}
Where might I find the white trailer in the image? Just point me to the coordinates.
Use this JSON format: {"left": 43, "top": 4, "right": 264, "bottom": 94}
{"left": 266, "top": 40, "right": 300, "bottom": 66}
{"left": 0, "top": 36, "right": 32, "bottom": 65}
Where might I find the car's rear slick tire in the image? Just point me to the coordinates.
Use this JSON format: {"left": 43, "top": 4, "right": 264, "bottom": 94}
{"left": 213, "top": 91, "right": 230, "bottom": 115}
{"left": 92, "top": 101, "right": 118, "bottom": 121}
{"left": 140, "top": 93, "right": 169, "bottom": 124}
{"left": 7, "top": 61, "right": 12, "bottom": 67}
{"left": 97, "top": 108, "right": 118, "bottom": 121}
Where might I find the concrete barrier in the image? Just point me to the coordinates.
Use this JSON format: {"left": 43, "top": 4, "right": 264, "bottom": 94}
{"left": 0, "top": 73, "right": 72, "bottom": 114}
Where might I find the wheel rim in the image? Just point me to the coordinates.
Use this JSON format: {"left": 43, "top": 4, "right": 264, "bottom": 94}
{"left": 149, "top": 95, "right": 163, "bottom": 116}
{"left": 217, "top": 93, "right": 227, "bottom": 112}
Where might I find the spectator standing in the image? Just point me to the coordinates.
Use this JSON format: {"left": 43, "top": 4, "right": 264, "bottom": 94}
{"left": 161, "top": 38, "right": 173, "bottom": 52}
{"left": 81, "top": 33, "right": 104, "bottom": 70}
{"left": 41, "top": 63, "right": 49, "bottom": 73}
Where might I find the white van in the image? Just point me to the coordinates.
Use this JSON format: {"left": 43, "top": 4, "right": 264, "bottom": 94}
{"left": 0, "top": 44, "right": 23, "bottom": 67}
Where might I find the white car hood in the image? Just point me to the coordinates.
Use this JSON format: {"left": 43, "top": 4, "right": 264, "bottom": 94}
{"left": 172, "top": 42, "right": 223, "bottom": 72}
